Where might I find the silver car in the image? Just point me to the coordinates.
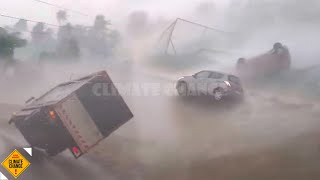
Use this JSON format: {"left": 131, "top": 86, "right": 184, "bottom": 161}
{"left": 176, "top": 70, "right": 244, "bottom": 101}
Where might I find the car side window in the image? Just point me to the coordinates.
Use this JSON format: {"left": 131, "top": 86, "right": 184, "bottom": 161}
{"left": 209, "top": 72, "right": 224, "bottom": 79}
{"left": 194, "top": 71, "right": 211, "bottom": 79}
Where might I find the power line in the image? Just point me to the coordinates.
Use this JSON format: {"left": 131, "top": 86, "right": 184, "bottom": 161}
{"left": 0, "top": 13, "right": 60, "bottom": 27}
{"left": 32, "top": 0, "right": 89, "bottom": 17}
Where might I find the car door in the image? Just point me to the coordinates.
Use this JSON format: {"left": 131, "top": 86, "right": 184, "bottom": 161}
{"left": 207, "top": 72, "right": 224, "bottom": 94}
{"left": 194, "top": 71, "right": 212, "bottom": 95}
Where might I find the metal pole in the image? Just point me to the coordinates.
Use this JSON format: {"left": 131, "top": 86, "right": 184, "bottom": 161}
{"left": 156, "top": 20, "right": 176, "bottom": 48}
{"left": 177, "top": 18, "right": 229, "bottom": 33}
{"left": 170, "top": 39, "right": 177, "bottom": 55}
{"left": 165, "top": 19, "right": 178, "bottom": 54}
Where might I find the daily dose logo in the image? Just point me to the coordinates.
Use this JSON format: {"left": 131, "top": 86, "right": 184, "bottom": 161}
{"left": 1, "top": 149, "right": 30, "bottom": 179}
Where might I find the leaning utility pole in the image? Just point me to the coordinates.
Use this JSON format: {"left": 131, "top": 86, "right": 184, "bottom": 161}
{"left": 157, "top": 18, "right": 229, "bottom": 55}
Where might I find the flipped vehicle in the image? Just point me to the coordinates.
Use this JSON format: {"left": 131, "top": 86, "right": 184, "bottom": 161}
{"left": 9, "top": 71, "right": 133, "bottom": 158}
{"left": 236, "top": 42, "right": 291, "bottom": 80}
{"left": 176, "top": 70, "right": 244, "bottom": 101}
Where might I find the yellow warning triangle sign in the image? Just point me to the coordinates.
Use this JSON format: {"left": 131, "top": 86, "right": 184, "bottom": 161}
{"left": 1, "top": 149, "right": 31, "bottom": 179}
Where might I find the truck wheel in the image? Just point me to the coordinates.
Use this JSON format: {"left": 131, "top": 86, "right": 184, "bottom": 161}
{"left": 177, "top": 82, "right": 188, "bottom": 96}
{"left": 30, "top": 148, "right": 50, "bottom": 162}
{"left": 15, "top": 147, "right": 48, "bottom": 163}
{"left": 213, "top": 88, "right": 224, "bottom": 101}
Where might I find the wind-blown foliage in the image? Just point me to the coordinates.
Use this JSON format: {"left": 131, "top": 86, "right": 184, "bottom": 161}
{"left": 0, "top": 28, "right": 27, "bottom": 60}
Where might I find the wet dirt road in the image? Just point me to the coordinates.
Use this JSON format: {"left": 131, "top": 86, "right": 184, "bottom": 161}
{"left": 1, "top": 64, "right": 320, "bottom": 180}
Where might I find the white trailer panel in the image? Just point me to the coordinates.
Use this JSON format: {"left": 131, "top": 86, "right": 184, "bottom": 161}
{"left": 55, "top": 93, "right": 103, "bottom": 153}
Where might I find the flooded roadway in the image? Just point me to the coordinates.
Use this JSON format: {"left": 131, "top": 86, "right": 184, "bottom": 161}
{"left": 0, "top": 63, "right": 320, "bottom": 180}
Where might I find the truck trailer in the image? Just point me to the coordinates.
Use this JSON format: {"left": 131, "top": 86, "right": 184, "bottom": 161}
{"left": 9, "top": 71, "right": 133, "bottom": 158}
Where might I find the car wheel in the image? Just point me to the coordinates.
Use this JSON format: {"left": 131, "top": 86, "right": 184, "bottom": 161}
{"left": 177, "top": 81, "right": 188, "bottom": 96}
{"left": 213, "top": 88, "right": 224, "bottom": 101}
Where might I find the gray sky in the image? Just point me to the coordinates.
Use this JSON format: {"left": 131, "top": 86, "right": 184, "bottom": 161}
{"left": 0, "top": 0, "right": 230, "bottom": 27}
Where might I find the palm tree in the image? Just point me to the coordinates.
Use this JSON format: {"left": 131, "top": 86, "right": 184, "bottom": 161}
{"left": 56, "top": 10, "right": 68, "bottom": 25}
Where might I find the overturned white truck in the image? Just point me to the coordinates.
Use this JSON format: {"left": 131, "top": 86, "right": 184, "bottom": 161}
{"left": 9, "top": 71, "right": 133, "bottom": 158}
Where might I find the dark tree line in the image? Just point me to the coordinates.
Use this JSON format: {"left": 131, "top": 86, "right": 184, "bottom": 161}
{"left": 0, "top": 28, "right": 26, "bottom": 61}
{"left": 5, "top": 11, "right": 120, "bottom": 62}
